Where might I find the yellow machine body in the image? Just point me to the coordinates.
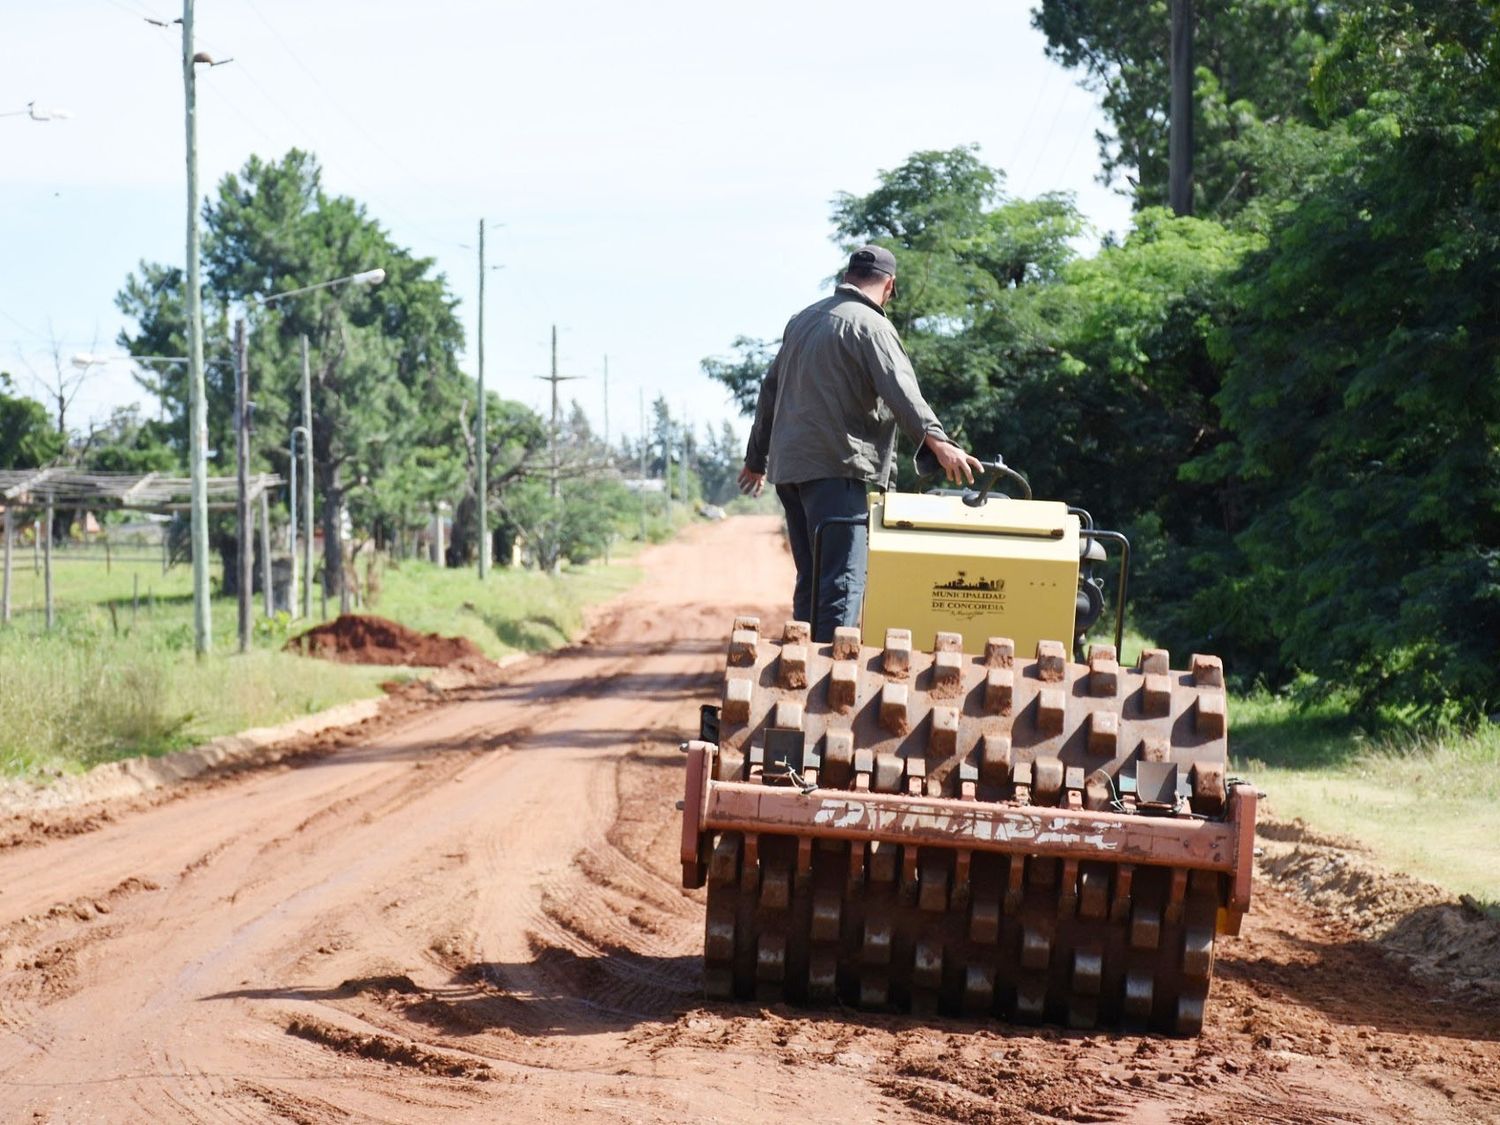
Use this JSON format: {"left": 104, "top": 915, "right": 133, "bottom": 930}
{"left": 862, "top": 491, "right": 1081, "bottom": 654}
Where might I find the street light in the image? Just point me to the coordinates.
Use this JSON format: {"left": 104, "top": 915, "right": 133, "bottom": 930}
{"left": 261, "top": 269, "right": 386, "bottom": 307}
{"left": 72, "top": 353, "right": 186, "bottom": 417}
{"left": 72, "top": 352, "right": 186, "bottom": 367}
{"left": 253, "top": 267, "right": 385, "bottom": 625}
{"left": 2, "top": 102, "right": 72, "bottom": 122}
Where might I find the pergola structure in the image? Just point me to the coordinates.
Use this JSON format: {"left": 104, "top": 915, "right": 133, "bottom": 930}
{"left": 0, "top": 469, "right": 283, "bottom": 628}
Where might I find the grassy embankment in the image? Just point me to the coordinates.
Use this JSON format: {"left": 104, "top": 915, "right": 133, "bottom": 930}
{"left": 0, "top": 546, "right": 641, "bottom": 781}
{"left": 1102, "top": 629, "right": 1499, "bottom": 906}
{"left": 1234, "top": 695, "right": 1499, "bottom": 907}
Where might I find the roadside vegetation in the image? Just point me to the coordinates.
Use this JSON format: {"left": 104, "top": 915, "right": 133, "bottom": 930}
{"left": 0, "top": 146, "right": 744, "bottom": 784}
{"left": 703, "top": 3, "right": 1498, "bottom": 901}
{"left": 1235, "top": 696, "right": 1500, "bottom": 906}
{"left": 0, "top": 545, "right": 651, "bottom": 781}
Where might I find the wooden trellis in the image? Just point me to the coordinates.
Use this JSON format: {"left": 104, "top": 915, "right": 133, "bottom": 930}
{"left": 0, "top": 469, "right": 283, "bottom": 628}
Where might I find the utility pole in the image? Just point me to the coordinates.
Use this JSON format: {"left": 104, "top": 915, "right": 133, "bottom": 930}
{"left": 602, "top": 355, "right": 610, "bottom": 449}
{"left": 1169, "top": 0, "right": 1194, "bottom": 215}
{"left": 234, "top": 317, "right": 250, "bottom": 654}
{"left": 183, "top": 0, "right": 211, "bottom": 655}
{"left": 638, "top": 388, "right": 647, "bottom": 541}
{"left": 1, "top": 508, "right": 10, "bottom": 626}
{"left": 533, "top": 325, "right": 584, "bottom": 501}
{"left": 680, "top": 400, "right": 690, "bottom": 509}
{"left": 300, "top": 334, "right": 314, "bottom": 619}
{"left": 549, "top": 326, "right": 559, "bottom": 500}
{"left": 476, "top": 217, "right": 489, "bottom": 578}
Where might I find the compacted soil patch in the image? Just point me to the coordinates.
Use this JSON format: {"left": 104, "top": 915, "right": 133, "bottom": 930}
{"left": 287, "top": 613, "right": 488, "bottom": 668}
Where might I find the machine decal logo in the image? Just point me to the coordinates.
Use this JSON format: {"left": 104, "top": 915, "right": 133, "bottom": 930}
{"left": 810, "top": 799, "right": 1121, "bottom": 852}
{"left": 930, "top": 570, "right": 1006, "bottom": 619}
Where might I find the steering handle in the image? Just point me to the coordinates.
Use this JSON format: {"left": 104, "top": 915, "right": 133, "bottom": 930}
{"left": 912, "top": 448, "right": 1033, "bottom": 502}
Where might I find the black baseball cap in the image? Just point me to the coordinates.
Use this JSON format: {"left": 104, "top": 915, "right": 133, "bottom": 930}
{"left": 848, "top": 244, "right": 897, "bottom": 277}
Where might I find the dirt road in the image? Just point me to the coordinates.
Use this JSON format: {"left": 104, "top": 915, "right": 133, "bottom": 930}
{"left": 2, "top": 516, "right": 1497, "bottom": 1123}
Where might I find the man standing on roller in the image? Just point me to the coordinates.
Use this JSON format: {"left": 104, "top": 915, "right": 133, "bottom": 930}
{"left": 739, "top": 245, "right": 982, "bottom": 642}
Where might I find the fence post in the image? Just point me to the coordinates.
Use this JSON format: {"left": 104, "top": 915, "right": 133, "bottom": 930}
{"left": 260, "top": 488, "right": 272, "bottom": 618}
{"left": 43, "top": 500, "right": 54, "bottom": 632}
{"left": 2, "top": 507, "right": 12, "bottom": 626}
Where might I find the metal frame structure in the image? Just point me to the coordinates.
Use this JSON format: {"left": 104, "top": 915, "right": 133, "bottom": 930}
{"left": 0, "top": 469, "right": 282, "bottom": 629}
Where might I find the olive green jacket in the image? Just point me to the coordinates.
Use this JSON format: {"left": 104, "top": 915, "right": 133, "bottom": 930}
{"left": 744, "top": 284, "right": 949, "bottom": 487}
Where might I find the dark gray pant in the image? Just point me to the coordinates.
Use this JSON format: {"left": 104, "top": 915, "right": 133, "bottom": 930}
{"left": 776, "top": 478, "right": 869, "bottom": 643}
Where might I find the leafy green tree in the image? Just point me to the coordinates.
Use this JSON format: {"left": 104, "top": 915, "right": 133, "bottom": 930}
{"left": 1032, "top": 0, "right": 1336, "bottom": 217}
{"left": 701, "top": 337, "right": 777, "bottom": 416}
{"left": 1195, "top": 0, "right": 1500, "bottom": 718}
{"left": 113, "top": 263, "right": 233, "bottom": 467}
{"left": 203, "top": 150, "right": 468, "bottom": 600}
{"left": 117, "top": 150, "right": 487, "bottom": 599}
{"left": 78, "top": 405, "right": 178, "bottom": 475}
{"left": 0, "top": 373, "right": 65, "bottom": 469}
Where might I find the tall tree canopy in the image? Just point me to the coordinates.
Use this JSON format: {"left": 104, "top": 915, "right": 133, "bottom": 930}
{"left": 1033, "top": 0, "right": 1336, "bottom": 217}
{"left": 0, "top": 373, "right": 65, "bottom": 469}
{"left": 1194, "top": 0, "right": 1500, "bottom": 717}
{"left": 116, "top": 150, "right": 548, "bottom": 594}
{"left": 704, "top": 0, "right": 1500, "bottom": 722}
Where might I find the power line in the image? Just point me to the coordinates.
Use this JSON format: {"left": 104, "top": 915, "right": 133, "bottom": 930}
{"left": 232, "top": 0, "right": 469, "bottom": 253}
{"left": 1020, "top": 80, "right": 1075, "bottom": 197}
{"left": 101, "top": 0, "right": 165, "bottom": 22}
{"left": 0, "top": 308, "right": 53, "bottom": 342}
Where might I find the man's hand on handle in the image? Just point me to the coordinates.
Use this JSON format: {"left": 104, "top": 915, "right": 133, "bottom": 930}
{"left": 738, "top": 465, "right": 766, "bottom": 497}
{"left": 923, "top": 435, "right": 984, "bottom": 485}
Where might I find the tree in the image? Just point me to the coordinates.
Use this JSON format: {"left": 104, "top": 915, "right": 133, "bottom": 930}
{"left": 1195, "top": 0, "right": 1500, "bottom": 718}
{"left": 1032, "top": 0, "right": 1337, "bottom": 217}
{"left": 702, "top": 146, "right": 1259, "bottom": 680}
{"left": 78, "top": 405, "right": 178, "bottom": 475}
{"left": 0, "top": 373, "right": 64, "bottom": 468}
{"left": 117, "top": 150, "right": 482, "bottom": 600}
{"left": 203, "top": 151, "right": 464, "bottom": 601}
{"left": 701, "top": 336, "right": 777, "bottom": 416}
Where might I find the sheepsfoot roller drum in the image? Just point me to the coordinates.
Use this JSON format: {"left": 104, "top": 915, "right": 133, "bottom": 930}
{"left": 680, "top": 619, "right": 1256, "bottom": 1035}
{"left": 682, "top": 464, "right": 1255, "bottom": 1033}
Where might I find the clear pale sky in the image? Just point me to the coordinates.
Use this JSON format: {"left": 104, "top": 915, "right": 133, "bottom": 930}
{"left": 2, "top": 0, "right": 1132, "bottom": 444}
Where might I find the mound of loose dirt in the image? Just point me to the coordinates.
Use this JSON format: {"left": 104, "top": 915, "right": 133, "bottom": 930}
{"left": 286, "top": 614, "right": 488, "bottom": 668}
{"left": 1257, "top": 817, "right": 1500, "bottom": 1000}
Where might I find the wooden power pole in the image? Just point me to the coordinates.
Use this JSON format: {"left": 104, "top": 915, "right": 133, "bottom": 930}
{"left": 234, "top": 316, "right": 251, "bottom": 654}
{"left": 476, "top": 218, "right": 489, "bottom": 578}
{"left": 534, "top": 325, "right": 584, "bottom": 501}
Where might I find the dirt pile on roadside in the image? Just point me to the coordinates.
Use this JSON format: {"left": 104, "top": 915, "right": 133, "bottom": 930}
{"left": 1257, "top": 817, "right": 1500, "bottom": 1000}
{"left": 286, "top": 614, "right": 489, "bottom": 669}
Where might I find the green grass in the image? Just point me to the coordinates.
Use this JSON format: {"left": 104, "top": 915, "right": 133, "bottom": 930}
{"left": 1233, "top": 692, "right": 1500, "bottom": 905}
{"left": 367, "top": 556, "right": 640, "bottom": 656}
{"left": 0, "top": 548, "right": 643, "bottom": 782}
{"left": 0, "top": 623, "right": 394, "bottom": 778}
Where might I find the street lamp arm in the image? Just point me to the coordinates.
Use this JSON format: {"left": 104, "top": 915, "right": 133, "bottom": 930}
{"left": 260, "top": 268, "right": 386, "bottom": 306}
{"left": 3, "top": 103, "right": 72, "bottom": 121}
{"left": 72, "top": 352, "right": 190, "bottom": 368}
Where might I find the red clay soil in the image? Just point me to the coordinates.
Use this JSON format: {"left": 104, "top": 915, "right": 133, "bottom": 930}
{"left": 287, "top": 613, "right": 487, "bottom": 667}
{"left": 1, "top": 518, "right": 1497, "bottom": 1123}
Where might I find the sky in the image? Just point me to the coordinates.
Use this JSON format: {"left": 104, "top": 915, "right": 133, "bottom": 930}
{"left": 1, "top": 0, "right": 1133, "bottom": 446}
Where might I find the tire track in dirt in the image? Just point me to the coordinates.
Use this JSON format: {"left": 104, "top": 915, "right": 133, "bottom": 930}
{"left": 1, "top": 516, "right": 1497, "bottom": 1123}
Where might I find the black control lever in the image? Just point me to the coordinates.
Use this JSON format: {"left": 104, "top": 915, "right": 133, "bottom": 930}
{"left": 912, "top": 447, "right": 1032, "bottom": 502}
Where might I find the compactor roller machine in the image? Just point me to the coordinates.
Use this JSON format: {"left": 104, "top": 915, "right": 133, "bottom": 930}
{"left": 678, "top": 460, "right": 1256, "bottom": 1035}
